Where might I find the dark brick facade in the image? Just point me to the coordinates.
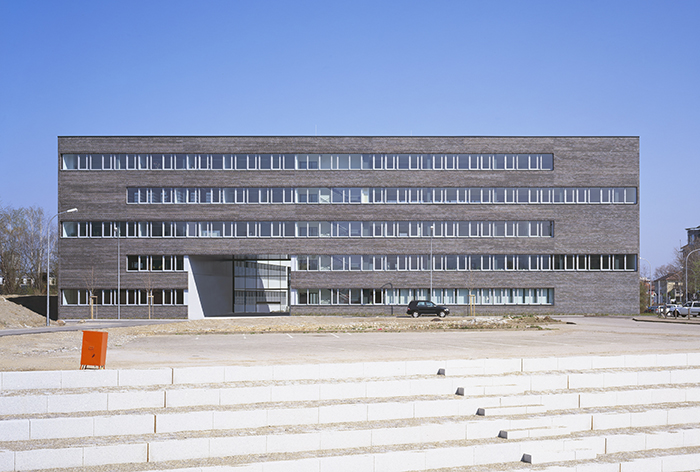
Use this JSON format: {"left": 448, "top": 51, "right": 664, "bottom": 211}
{"left": 57, "top": 136, "right": 639, "bottom": 318}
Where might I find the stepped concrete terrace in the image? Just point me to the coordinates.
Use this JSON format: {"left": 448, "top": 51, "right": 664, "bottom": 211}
{"left": 2, "top": 315, "right": 700, "bottom": 471}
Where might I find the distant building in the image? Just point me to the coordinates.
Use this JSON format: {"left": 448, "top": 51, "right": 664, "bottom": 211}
{"left": 57, "top": 136, "right": 640, "bottom": 319}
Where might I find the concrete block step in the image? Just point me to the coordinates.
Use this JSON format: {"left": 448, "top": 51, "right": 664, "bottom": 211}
{"left": 477, "top": 404, "right": 547, "bottom": 416}
{"left": 4, "top": 353, "right": 700, "bottom": 394}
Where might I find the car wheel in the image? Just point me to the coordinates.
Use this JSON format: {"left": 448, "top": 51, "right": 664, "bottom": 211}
{"left": 411, "top": 311, "right": 420, "bottom": 318}
{"left": 438, "top": 311, "right": 447, "bottom": 318}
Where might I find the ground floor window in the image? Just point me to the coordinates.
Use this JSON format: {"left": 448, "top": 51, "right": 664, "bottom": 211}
{"left": 61, "top": 289, "right": 185, "bottom": 306}
{"left": 294, "top": 288, "right": 554, "bottom": 306}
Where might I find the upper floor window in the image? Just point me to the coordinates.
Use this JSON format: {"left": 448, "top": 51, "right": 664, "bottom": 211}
{"left": 61, "top": 153, "right": 555, "bottom": 171}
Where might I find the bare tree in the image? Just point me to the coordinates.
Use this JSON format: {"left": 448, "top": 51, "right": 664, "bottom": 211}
{"left": 0, "top": 204, "right": 56, "bottom": 295}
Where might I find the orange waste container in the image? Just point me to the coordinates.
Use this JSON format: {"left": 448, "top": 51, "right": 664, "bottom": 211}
{"left": 80, "top": 330, "right": 108, "bottom": 369}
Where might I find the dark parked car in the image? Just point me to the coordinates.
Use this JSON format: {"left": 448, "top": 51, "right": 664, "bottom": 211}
{"left": 406, "top": 300, "right": 449, "bottom": 318}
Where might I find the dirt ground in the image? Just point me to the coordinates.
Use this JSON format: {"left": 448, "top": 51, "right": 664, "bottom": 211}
{"left": 0, "top": 296, "right": 561, "bottom": 371}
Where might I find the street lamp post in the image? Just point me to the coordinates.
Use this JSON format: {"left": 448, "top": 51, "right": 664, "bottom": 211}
{"left": 114, "top": 222, "right": 121, "bottom": 320}
{"left": 430, "top": 224, "right": 434, "bottom": 301}
{"left": 686, "top": 248, "right": 700, "bottom": 303}
{"left": 46, "top": 208, "right": 78, "bottom": 326}
{"left": 639, "top": 257, "right": 652, "bottom": 307}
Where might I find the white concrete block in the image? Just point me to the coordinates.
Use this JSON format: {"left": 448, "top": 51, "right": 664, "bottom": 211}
{"left": 318, "top": 403, "right": 367, "bottom": 424}
{"left": 445, "top": 358, "right": 485, "bottom": 375}
{"left": 267, "top": 407, "right": 318, "bottom": 426}
{"left": 0, "top": 451, "right": 12, "bottom": 472}
{"left": 94, "top": 414, "right": 154, "bottom": 436}
{"left": 155, "top": 411, "right": 213, "bottom": 433}
{"left": 620, "top": 457, "right": 662, "bottom": 472}
{"left": 0, "top": 394, "right": 47, "bottom": 415}
{"left": 500, "top": 393, "right": 541, "bottom": 407}
{"left": 619, "top": 389, "right": 653, "bottom": 406}
{"left": 267, "top": 432, "right": 321, "bottom": 453}
{"left": 522, "top": 357, "right": 558, "bottom": 372}
{"left": 118, "top": 368, "right": 172, "bottom": 386}
{"left": 0, "top": 418, "right": 29, "bottom": 441}
{"left": 173, "top": 366, "right": 225, "bottom": 384}
{"left": 637, "top": 371, "right": 671, "bottom": 386}
{"left": 592, "top": 412, "right": 631, "bottom": 430}
{"left": 2, "top": 370, "right": 62, "bottom": 390}
{"left": 646, "top": 430, "right": 684, "bottom": 450}
{"left": 530, "top": 374, "right": 567, "bottom": 392}
{"left": 414, "top": 399, "right": 461, "bottom": 418}
{"left": 684, "top": 387, "right": 700, "bottom": 402}
{"left": 656, "top": 353, "right": 688, "bottom": 367}
{"left": 630, "top": 409, "right": 667, "bottom": 427}
{"left": 273, "top": 363, "right": 320, "bottom": 381}
{"left": 318, "top": 362, "right": 364, "bottom": 379}
{"left": 225, "top": 365, "right": 274, "bottom": 382}
{"left": 15, "top": 447, "right": 83, "bottom": 470}
{"left": 108, "top": 390, "right": 165, "bottom": 410}
{"left": 687, "top": 352, "right": 700, "bottom": 366}
{"left": 651, "top": 387, "right": 685, "bottom": 404}
{"left": 83, "top": 443, "right": 148, "bottom": 466}
{"left": 605, "top": 433, "right": 645, "bottom": 453}
{"left": 473, "top": 442, "right": 523, "bottom": 465}
{"left": 466, "top": 419, "right": 503, "bottom": 439}
{"left": 410, "top": 378, "right": 450, "bottom": 395}
{"left": 603, "top": 371, "right": 638, "bottom": 388}
{"left": 319, "top": 453, "right": 373, "bottom": 472}
{"left": 220, "top": 386, "right": 271, "bottom": 405}
{"left": 483, "top": 358, "right": 521, "bottom": 374}
{"left": 661, "top": 452, "right": 700, "bottom": 471}
{"left": 624, "top": 354, "right": 658, "bottom": 368}
{"left": 568, "top": 373, "right": 604, "bottom": 389}
{"left": 590, "top": 355, "right": 626, "bottom": 369}
{"left": 670, "top": 368, "right": 700, "bottom": 384}
{"left": 148, "top": 437, "right": 210, "bottom": 462}
{"left": 61, "top": 369, "right": 118, "bottom": 388}
{"left": 363, "top": 361, "right": 406, "bottom": 378}
{"left": 420, "top": 422, "right": 466, "bottom": 442}
{"left": 425, "top": 445, "right": 475, "bottom": 468}
{"left": 542, "top": 392, "right": 578, "bottom": 410}
{"left": 406, "top": 359, "right": 444, "bottom": 376}
{"left": 373, "top": 450, "right": 426, "bottom": 472}
{"left": 262, "top": 457, "right": 320, "bottom": 472}
{"left": 577, "top": 463, "right": 620, "bottom": 472}
{"left": 367, "top": 401, "right": 413, "bottom": 421}
{"left": 166, "top": 387, "right": 220, "bottom": 407}
{"left": 485, "top": 384, "right": 528, "bottom": 396}
{"left": 213, "top": 409, "right": 267, "bottom": 430}
{"left": 579, "top": 391, "right": 616, "bottom": 408}
{"left": 558, "top": 356, "right": 592, "bottom": 371}
{"left": 30, "top": 416, "right": 94, "bottom": 439}
{"left": 271, "top": 383, "right": 320, "bottom": 402}
{"left": 669, "top": 407, "right": 700, "bottom": 425}
{"left": 209, "top": 435, "right": 267, "bottom": 457}
{"left": 461, "top": 397, "right": 497, "bottom": 416}
{"left": 372, "top": 426, "right": 421, "bottom": 446}
{"left": 553, "top": 413, "right": 590, "bottom": 432}
{"left": 682, "top": 428, "right": 700, "bottom": 447}
{"left": 48, "top": 392, "right": 108, "bottom": 413}
{"left": 319, "top": 381, "right": 365, "bottom": 400}
{"left": 320, "top": 429, "right": 371, "bottom": 450}
{"left": 366, "top": 380, "right": 410, "bottom": 398}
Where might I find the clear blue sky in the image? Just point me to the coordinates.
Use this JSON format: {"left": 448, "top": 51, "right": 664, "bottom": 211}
{"left": 1, "top": 0, "right": 698, "bottom": 273}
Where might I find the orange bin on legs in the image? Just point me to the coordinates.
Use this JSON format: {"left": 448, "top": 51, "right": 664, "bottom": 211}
{"left": 80, "top": 330, "right": 108, "bottom": 369}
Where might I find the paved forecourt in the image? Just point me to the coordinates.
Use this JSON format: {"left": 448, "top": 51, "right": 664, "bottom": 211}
{"left": 3, "top": 316, "right": 700, "bottom": 471}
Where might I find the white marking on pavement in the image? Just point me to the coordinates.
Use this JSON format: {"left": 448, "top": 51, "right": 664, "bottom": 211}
{"left": 330, "top": 333, "right": 340, "bottom": 338}
{"left": 286, "top": 334, "right": 293, "bottom": 338}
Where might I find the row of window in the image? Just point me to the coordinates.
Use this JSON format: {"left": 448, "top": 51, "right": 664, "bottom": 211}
{"left": 295, "top": 254, "right": 637, "bottom": 271}
{"left": 63, "top": 220, "right": 553, "bottom": 239}
{"left": 128, "top": 186, "right": 638, "bottom": 205}
{"left": 62, "top": 289, "right": 185, "bottom": 306}
{"left": 127, "top": 255, "right": 185, "bottom": 272}
{"left": 295, "top": 288, "right": 554, "bottom": 306}
{"left": 62, "top": 153, "right": 554, "bottom": 171}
